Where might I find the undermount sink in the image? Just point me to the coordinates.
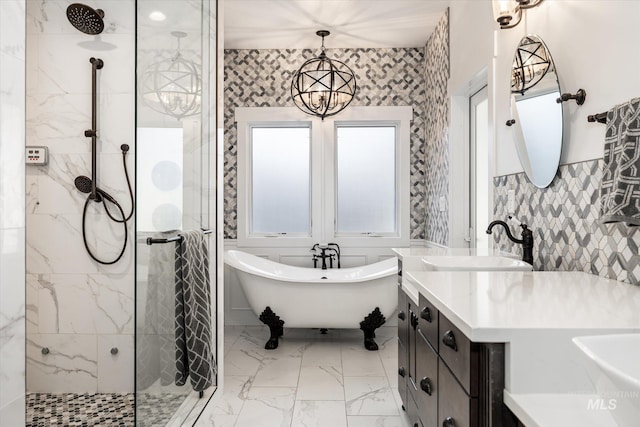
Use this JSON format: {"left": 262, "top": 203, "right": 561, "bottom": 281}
{"left": 421, "top": 255, "right": 533, "bottom": 272}
{"left": 573, "top": 334, "right": 640, "bottom": 426}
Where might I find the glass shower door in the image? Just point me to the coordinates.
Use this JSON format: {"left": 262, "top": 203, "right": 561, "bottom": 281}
{"left": 135, "top": 1, "right": 217, "bottom": 425}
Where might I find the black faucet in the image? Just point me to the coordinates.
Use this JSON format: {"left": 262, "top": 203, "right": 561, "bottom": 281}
{"left": 310, "top": 243, "right": 341, "bottom": 270}
{"left": 486, "top": 219, "right": 534, "bottom": 265}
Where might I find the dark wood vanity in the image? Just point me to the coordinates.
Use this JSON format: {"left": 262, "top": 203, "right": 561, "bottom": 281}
{"left": 397, "top": 261, "right": 514, "bottom": 427}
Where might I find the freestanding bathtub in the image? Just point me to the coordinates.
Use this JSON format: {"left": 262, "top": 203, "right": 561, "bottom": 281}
{"left": 224, "top": 250, "right": 398, "bottom": 350}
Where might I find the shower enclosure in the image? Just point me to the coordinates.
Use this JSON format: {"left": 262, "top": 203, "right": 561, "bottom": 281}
{"left": 135, "top": 0, "right": 219, "bottom": 425}
{"left": 23, "top": 0, "right": 219, "bottom": 425}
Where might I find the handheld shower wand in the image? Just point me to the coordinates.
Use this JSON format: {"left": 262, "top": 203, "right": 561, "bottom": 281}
{"left": 75, "top": 58, "right": 134, "bottom": 265}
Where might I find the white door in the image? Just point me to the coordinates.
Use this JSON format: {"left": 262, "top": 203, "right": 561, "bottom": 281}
{"left": 468, "top": 86, "right": 490, "bottom": 249}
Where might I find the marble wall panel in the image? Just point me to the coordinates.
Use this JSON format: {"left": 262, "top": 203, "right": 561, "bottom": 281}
{"left": 26, "top": 333, "right": 98, "bottom": 392}
{"left": 25, "top": 0, "right": 135, "bottom": 393}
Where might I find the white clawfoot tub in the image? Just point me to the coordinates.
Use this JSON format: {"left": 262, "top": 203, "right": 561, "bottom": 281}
{"left": 224, "top": 250, "right": 398, "bottom": 350}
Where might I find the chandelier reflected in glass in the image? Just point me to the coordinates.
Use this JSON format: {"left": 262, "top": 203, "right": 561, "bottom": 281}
{"left": 511, "top": 35, "right": 551, "bottom": 95}
{"left": 140, "top": 31, "right": 201, "bottom": 120}
{"left": 291, "top": 30, "right": 357, "bottom": 120}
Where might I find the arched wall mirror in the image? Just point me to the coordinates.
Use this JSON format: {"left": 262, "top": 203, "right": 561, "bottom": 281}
{"left": 509, "top": 34, "right": 563, "bottom": 188}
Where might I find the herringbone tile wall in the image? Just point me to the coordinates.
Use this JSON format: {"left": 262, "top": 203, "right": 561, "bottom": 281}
{"left": 223, "top": 47, "right": 427, "bottom": 240}
{"left": 493, "top": 160, "right": 640, "bottom": 285}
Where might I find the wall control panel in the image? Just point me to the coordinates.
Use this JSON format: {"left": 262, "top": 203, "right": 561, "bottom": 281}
{"left": 26, "top": 146, "right": 48, "bottom": 165}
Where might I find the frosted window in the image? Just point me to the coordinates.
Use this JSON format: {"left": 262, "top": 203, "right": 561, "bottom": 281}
{"left": 251, "top": 127, "right": 311, "bottom": 234}
{"left": 137, "top": 127, "right": 183, "bottom": 232}
{"left": 336, "top": 126, "right": 396, "bottom": 233}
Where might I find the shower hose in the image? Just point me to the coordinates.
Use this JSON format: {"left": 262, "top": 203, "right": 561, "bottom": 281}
{"left": 81, "top": 144, "right": 134, "bottom": 265}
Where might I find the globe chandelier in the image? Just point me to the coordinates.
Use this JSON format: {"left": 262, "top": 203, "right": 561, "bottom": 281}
{"left": 140, "top": 31, "right": 201, "bottom": 120}
{"left": 291, "top": 30, "right": 357, "bottom": 120}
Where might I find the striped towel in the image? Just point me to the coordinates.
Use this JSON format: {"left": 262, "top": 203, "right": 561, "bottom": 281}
{"left": 175, "top": 230, "right": 215, "bottom": 392}
{"left": 600, "top": 96, "right": 640, "bottom": 226}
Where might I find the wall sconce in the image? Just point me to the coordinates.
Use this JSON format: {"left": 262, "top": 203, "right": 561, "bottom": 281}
{"left": 493, "top": 0, "right": 544, "bottom": 29}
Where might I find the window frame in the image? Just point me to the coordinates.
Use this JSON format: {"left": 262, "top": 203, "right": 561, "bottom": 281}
{"left": 235, "top": 106, "right": 411, "bottom": 248}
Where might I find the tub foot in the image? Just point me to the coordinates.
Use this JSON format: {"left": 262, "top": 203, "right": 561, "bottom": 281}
{"left": 259, "top": 306, "right": 284, "bottom": 350}
{"left": 360, "top": 307, "right": 386, "bottom": 351}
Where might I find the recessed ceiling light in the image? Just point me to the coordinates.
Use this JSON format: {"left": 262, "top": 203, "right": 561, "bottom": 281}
{"left": 149, "top": 11, "right": 166, "bottom": 22}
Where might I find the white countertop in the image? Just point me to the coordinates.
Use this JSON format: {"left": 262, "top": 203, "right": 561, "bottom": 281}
{"left": 504, "top": 391, "right": 618, "bottom": 427}
{"left": 404, "top": 270, "right": 640, "bottom": 342}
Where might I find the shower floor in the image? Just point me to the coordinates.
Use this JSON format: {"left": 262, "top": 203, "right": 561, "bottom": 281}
{"left": 26, "top": 393, "right": 134, "bottom": 427}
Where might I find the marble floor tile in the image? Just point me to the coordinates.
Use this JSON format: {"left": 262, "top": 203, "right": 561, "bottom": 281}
{"left": 296, "top": 366, "right": 344, "bottom": 401}
{"left": 300, "top": 340, "right": 343, "bottom": 370}
{"left": 341, "top": 347, "right": 387, "bottom": 377}
{"left": 347, "top": 415, "right": 410, "bottom": 427}
{"left": 202, "top": 375, "right": 252, "bottom": 415}
{"left": 200, "top": 325, "right": 410, "bottom": 427}
{"left": 224, "top": 349, "right": 264, "bottom": 377}
{"left": 252, "top": 356, "right": 302, "bottom": 387}
{"left": 233, "top": 387, "right": 296, "bottom": 427}
{"left": 344, "top": 376, "right": 399, "bottom": 416}
{"left": 291, "top": 400, "right": 348, "bottom": 427}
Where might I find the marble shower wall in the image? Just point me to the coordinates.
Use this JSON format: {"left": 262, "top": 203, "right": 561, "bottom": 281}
{"left": 493, "top": 160, "right": 640, "bottom": 285}
{"left": 25, "top": 0, "right": 135, "bottom": 393}
{"left": 223, "top": 47, "right": 427, "bottom": 240}
{"left": 1, "top": 0, "right": 26, "bottom": 423}
{"left": 423, "top": 9, "right": 450, "bottom": 246}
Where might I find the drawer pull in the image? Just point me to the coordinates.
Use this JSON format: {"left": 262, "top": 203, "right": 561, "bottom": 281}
{"left": 442, "top": 330, "right": 458, "bottom": 351}
{"left": 398, "top": 311, "right": 406, "bottom": 321}
{"left": 410, "top": 312, "right": 419, "bottom": 329}
{"left": 420, "top": 306, "right": 432, "bottom": 322}
{"left": 420, "top": 377, "right": 433, "bottom": 395}
{"left": 443, "top": 417, "right": 456, "bottom": 427}
{"left": 398, "top": 367, "right": 406, "bottom": 378}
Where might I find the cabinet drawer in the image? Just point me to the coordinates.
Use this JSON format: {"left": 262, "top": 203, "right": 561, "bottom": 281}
{"left": 439, "top": 314, "right": 479, "bottom": 396}
{"left": 416, "top": 333, "right": 438, "bottom": 427}
{"left": 418, "top": 293, "right": 439, "bottom": 351}
{"left": 438, "top": 360, "right": 478, "bottom": 427}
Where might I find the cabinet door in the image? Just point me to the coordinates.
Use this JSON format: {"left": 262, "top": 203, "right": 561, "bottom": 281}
{"left": 397, "top": 288, "right": 408, "bottom": 406}
{"left": 408, "top": 299, "right": 418, "bottom": 391}
{"left": 418, "top": 293, "right": 439, "bottom": 351}
{"left": 416, "top": 332, "right": 438, "bottom": 427}
{"left": 438, "top": 359, "right": 478, "bottom": 427}
{"left": 439, "top": 313, "right": 479, "bottom": 397}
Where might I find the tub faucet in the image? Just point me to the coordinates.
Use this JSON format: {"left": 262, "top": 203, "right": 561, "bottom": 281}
{"left": 310, "top": 243, "right": 341, "bottom": 269}
{"left": 486, "top": 218, "right": 534, "bottom": 265}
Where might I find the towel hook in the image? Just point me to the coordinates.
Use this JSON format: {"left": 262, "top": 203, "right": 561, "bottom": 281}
{"left": 556, "top": 89, "right": 586, "bottom": 105}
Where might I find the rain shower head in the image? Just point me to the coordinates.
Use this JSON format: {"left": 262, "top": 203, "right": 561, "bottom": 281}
{"left": 66, "top": 3, "right": 105, "bottom": 35}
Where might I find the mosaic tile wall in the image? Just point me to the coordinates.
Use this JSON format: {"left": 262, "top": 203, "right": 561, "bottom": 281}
{"left": 223, "top": 47, "right": 427, "bottom": 239}
{"left": 423, "top": 9, "right": 450, "bottom": 246}
{"left": 493, "top": 160, "right": 640, "bottom": 285}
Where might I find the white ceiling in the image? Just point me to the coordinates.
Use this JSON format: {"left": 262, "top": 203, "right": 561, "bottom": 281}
{"left": 224, "top": 0, "right": 450, "bottom": 49}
